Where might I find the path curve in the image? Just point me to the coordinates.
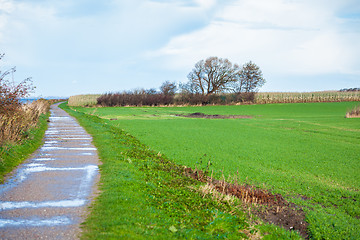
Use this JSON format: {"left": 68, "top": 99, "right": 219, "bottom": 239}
{"left": 0, "top": 103, "right": 100, "bottom": 239}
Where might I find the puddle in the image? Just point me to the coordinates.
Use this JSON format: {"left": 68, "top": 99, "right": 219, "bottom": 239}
{"left": 24, "top": 165, "right": 98, "bottom": 174}
{"left": 0, "top": 199, "right": 86, "bottom": 210}
{"left": 49, "top": 116, "right": 71, "bottom": 120}
{"left": 78, "top": 153, "right": 94, "bottom": 156}
{"left": 0, "top": 165, "right": 98, "bottom": 194}
{"left": 33, "top": 158, "right": 55, "bottom": 162}
{"left": 0, "top": 216, "right": 71, "bottom": 227}
{"left": 45, "top": 130, "right": 59, "bottom": 134}
{"left": 44, "top": 141, "right": 58, "bottom": 144}
{"left": 60, "top": 138, "right": 91, "bottom": 140}
{"left": 26, "top": 163, "right": 44, "bottom": 168}
{"left": 41, "top": 147, "right": 96, "bottom": 151}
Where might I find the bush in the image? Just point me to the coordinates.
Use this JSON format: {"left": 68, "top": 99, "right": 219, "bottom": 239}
{"left": 97, "top": 91, "right": 256, "bottom": 107}
{"left": 0, "top": 99, "right": 50, "bottom": 145}
{"left": 97, "top": 91, "right": 175, "bottom": 107}
{"left": 345, "top": 105, "right": 360, "bottom": 118}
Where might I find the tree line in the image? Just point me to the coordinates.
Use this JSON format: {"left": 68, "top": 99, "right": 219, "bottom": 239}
{"left": 97, "top": 57, "right": 265, "bottom": 106}
{"left": 339, "top": 88, "right": 360, "bottom": 92}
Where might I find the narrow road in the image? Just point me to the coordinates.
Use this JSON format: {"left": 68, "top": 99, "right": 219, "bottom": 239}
{"left": 0, "top": 103, "right": 100, "bottom": 239}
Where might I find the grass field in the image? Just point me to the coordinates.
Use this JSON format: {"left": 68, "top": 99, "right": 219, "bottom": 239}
{"left": 61, "top": 103, "right": 300, "bottom": 239}
{"left": 72, "top": 102, "right": 360, "bottom": 239}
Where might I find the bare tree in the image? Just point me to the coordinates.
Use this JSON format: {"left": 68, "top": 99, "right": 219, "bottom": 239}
{"left": 160, "top": 81, "right": 177, "bottom": 95}
{"left": 187, "top": 57, "right": 239, "bottom": 96}
{"left": 236, "top": 61, "right": 265, "bottom": 93}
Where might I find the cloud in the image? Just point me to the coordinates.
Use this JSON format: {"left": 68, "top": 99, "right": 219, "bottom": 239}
{"left": 152, "top": 0, "right": 360, "bottom": 77}
{"left": 0, "top": 0, "right": 359, "bottom": 95}
{"left": 0, "top": 0, "right": 223, "bottom": 95}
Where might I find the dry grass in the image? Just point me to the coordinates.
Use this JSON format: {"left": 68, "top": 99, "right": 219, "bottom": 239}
{"left": 0, "top": 99, "right": 50, "bottom": 145}
{"left": 345, "top": 105, "right": 360, "bottom": 118}
{"left": 68, "top": 94, "right": 101, "bottom": 107}
{"left": 256, "top": 91, "right": 360, "bottom": 104}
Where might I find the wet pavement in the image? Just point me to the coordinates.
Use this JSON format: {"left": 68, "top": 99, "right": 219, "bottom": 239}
{"left": 0, "top": 103, "right": 100, "bottom": 239}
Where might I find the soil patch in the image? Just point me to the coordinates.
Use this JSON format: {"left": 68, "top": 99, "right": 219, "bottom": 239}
{"left": 179, "top": 112, "right": 253, "bottom": 119}
{"left": 183, "top": 167, "right": 308, "bottom": 239}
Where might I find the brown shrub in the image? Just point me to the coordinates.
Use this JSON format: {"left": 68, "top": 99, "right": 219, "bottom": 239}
{"left": 345, "top": 105, "right": 360, "bottom": 118}
{"left": 0, "top": 99, "right": 50, "bottom": 146}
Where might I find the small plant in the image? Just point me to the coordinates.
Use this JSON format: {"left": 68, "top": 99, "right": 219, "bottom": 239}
{"left": 345, "top": 105, "right": 360, "bottom": 118}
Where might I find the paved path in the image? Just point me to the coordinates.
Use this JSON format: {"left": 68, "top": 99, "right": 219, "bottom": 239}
{"left": 0, "top": 103, "right": 100, "bottom": 239}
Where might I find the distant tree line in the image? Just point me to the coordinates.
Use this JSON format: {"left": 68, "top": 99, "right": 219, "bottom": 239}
{"left": 97, "top": 57, "right": 265, "bottom": 106}
{"left": 339, "top": 88, "right": 360, "bottom": 92}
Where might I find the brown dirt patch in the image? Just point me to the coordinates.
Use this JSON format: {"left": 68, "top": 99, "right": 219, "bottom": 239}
{"left": 178, "top": 112, "right": 253, "bottom": 119}
{"left": 183, "top": 167, "right": 308, "bottom": 239}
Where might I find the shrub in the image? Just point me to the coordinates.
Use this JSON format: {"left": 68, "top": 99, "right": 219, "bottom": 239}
{"left": 345, "top": 105, "right": 360, "bottom": 118}
{"left": 0, "top": 99, "right": 50, "bottom": 145}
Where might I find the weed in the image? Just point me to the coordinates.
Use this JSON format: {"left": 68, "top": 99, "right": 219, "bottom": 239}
{"left": 345, "top": 105, "right": 360, "bottom": 118}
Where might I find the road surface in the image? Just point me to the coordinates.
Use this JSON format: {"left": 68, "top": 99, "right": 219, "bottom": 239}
{"left": 0, "top": 103, "right": 100, "bottom": 239}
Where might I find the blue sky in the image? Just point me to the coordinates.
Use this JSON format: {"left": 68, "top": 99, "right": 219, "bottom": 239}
{"left": 1, "top": 0, "right": 359, "bottom": 97}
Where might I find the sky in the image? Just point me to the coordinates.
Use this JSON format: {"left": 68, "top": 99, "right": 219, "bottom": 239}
{"left": 0, "top": 0, "right": 359, "bottom": 97}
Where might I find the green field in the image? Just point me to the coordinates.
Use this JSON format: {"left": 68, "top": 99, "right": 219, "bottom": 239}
{"left": 72, "top": 102, "right": 360, "bottom": 239}
{"left": 62, "top": 103, "right": 300, "bottom": 239}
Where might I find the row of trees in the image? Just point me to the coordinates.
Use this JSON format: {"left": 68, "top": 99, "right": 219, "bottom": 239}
{"left": 98, "top": 57, "right": 265, "bottom": 106}
{"left": 340, "top": 88, "right": 360, "bottom": 92}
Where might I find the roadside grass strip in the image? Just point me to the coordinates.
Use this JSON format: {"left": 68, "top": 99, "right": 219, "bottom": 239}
{"left": 60, "top": 103, "right": 302, "bottom": 240}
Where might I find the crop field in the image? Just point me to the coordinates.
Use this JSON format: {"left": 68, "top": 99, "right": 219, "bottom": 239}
{"left": 72, "top": 102, "right": 359, "bottom": 239}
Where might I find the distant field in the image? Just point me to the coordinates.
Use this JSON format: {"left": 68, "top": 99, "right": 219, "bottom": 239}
{"left": 73, "top": 102, "right": 360, "bottom": 239}
{"left": 68, "top": 91, "right": 360, "bottom": 107}
{"left": 256, "top": 91, "right": 360, "bottom": 104}
{"left": 68, "top": 94, "right": 101, "bottom": 107}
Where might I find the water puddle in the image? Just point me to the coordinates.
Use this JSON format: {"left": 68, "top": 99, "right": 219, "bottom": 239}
{"left": 78, "top": 153, "right": 94, "bottom": 156}
{"left": 49, "top": 116, "right": 71, "bottom": 121}
{"left": 33, "top": 158, "right": 55, "bottom": 162}
{"left": 60, "top": 137, "right": 91, "bottom": 140}
{"left": 0, "top": 165, "right": 98, "bottom": 194}
{"left": 0, "top": 199, "right": 86, "bottom": 210}
{"left": 0, "top": 216, "right": 71, "bottom": 227}
{"left": 40, "top": 147, "right": 97, "bottom": 151}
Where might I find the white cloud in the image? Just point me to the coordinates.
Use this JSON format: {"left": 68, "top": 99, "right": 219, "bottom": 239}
{"left": 194, "top": 0, "right": 217, "bottom": 9}
{"left": 1, "top": 0, "right": 359, "bottom": 95}
{"left": 153, "top": 0, "right": 360, "bottom": 77}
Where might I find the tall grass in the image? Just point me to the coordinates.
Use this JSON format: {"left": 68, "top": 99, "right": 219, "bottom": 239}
{"left": 68, "top": 94, "right": 100, "bottom": 107}
{"left": 0, "top": 99, "right": 50, "bottom": 146}
{"left": 346, "top": 105, "right": 360, "bottom": 118}
{"left": 256, "top": 91, "right": 360, "bottom": 104}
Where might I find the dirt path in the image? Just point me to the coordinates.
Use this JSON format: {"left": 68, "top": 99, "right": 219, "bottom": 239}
{"left": 0, "top": 103, "right": 100, "bottom": 239}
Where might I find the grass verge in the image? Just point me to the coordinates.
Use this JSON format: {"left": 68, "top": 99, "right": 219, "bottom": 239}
{"left": 60, "top": 103, "right": 303, "bottom": 239}
{"left": 0, "top": 112, "right": 49, "bottom": 183}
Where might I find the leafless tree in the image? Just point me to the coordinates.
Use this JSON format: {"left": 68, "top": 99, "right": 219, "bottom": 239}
{"left": 187, "top": 57, "right": 239, "bottom": 96}
{"left": 160, "top": 81, "right": 177, "bottom": 95}
{"left": 235, "top": 61, "right": 265, "bottom": 93}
